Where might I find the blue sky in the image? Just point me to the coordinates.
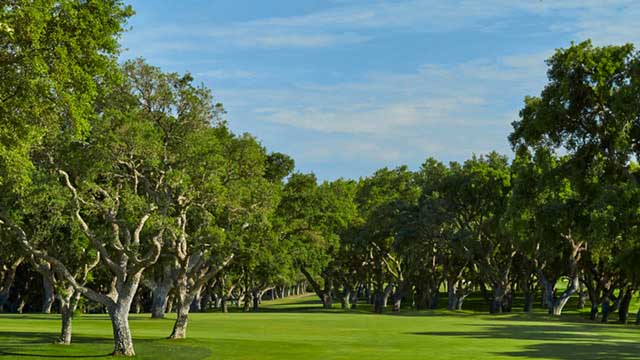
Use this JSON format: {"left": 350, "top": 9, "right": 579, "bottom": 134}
{"left": 120, "top": 0, "right": 639, "bottom": 180}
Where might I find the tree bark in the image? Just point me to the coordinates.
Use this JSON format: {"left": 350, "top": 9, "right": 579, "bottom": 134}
{"left": 300, "top": 266, "right": 332, "bottom": 309}
{"left": 108, "top": 304, "right": 135, "bottom": 356}
{"left": 252, "top": 289, "right": 260, "bottom": 312}
{"left": 150, "top": 285, "right": 171, "bottom": 319}
{"left": 169, "top": 302, "right": 190, "bottom": 339}
{"left": 41, "top": 274, "right": 55, "bottom": 314}
{"left": 0, "top": 257, "right": 23, "bottom": 312}
{"left": 618, "top": 288, "right": 632, "bottom": 324}
{"left": 523, "top": 291, "right": 533, "bottom": 313}
{"left": 490, "top": 285, "right": 505, "bottom": 314}
{"left": 57, "top": 290, "right": 80, "bottom": 345}
{"left": 190, "top": 288, "right": 203, "bottom": 313}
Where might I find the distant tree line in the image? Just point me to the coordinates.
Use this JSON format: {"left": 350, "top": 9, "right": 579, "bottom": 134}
{"left": 1, "top": 1, "right": 640, "bottom": 357}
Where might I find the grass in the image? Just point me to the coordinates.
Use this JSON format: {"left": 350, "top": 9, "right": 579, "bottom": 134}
{"left": 1, "top": 294, "right": 639, "bottom": 359}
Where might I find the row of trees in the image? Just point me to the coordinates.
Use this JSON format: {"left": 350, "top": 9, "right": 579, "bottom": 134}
{"left": 1, "top": 1, "right": 640, "bottom": 357}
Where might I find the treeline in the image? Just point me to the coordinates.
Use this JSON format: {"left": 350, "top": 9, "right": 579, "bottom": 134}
{"left": 1, "top": 1, "right": 640, "bottom": 358}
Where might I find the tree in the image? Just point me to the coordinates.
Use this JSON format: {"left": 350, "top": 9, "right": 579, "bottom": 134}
{"left": 355, "top": 166, "right": 420, "bottom": 313}
{"left": 510, "top": 41, "right": 640, "bottom": 318}
{"left": 0, "top": 0, "right": 132, "bottom": 192}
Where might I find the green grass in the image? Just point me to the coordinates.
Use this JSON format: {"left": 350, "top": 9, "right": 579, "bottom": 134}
{"left": 1, "top": 295, "right": 639, "bottom": 359}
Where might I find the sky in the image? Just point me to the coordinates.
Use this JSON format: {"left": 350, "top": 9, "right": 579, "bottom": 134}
{"left": 120, "top": 0, "right": 640, "bottom": 180}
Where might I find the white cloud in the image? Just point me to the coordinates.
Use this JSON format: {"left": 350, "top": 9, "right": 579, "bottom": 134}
{"left": 235, "top": 51, "right": 546, "bottom": 137}
{"left": 121, "top": 0, "right": 640, "bottom": 177}
{"left": 124, "top": 0, "right": 639, "bottom": 52}
{"left": 197, "top": 69, "right": 256, "bottom": 79}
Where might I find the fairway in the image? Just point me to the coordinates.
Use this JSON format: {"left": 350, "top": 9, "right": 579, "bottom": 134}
{"left": 1, "top": 296, "right": 639, "bottom": 360}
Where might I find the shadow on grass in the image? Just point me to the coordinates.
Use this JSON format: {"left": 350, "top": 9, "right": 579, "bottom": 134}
{"left": 0, "top": 332, "right": 211, "bottom": 359}
{"left": 409, "top": 321, "right": 640, "bottom": 359}
{"left": 0, "top": 332, "right": 111, "bottom": 358}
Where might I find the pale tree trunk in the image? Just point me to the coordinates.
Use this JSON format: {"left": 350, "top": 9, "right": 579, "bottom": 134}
{"left": 109, "top": 302, "right": 135, "bottom": 356}
{"left": 242, "top": 289, "right": 251, "bottom": 312}
{"left": 57, "top": 289, "right": 81, "bottom": 345}
{"left": 538, "top": 240, "right": 583, "bottom": 317}
{"left": 341, "top": 290, "right": 351, "bottom": 310}
{"left": 169, "top": 302, "right": 190, "bottom": 339}
{"left": 382, "top": 283, "right": 393, "bottom": 308}
{"left": 540, "top": 272, "right": 575, "bottom": 317}
{"left": 446, "top": 276, "right": 470, "bottom": 311}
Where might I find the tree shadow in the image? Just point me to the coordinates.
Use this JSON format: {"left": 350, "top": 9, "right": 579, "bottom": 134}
{"left": 408, "top": 321, "right": 640, "bottom": 359}
{"left": 0, "top": 332, "right": 112, "bottom": 358}
{"left": 0, "top": 331, "right": 211, "bottom": 359}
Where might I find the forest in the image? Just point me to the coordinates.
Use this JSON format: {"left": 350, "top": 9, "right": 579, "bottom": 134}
{"left": 1, "top": 1, "right": 640, "bottom": 358}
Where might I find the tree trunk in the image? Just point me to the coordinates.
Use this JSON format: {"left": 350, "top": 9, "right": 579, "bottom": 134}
{"left": 590, "top": 303, "right": 599, "bottom": 320}
{"left": 150, "top": 285, "right": 170, "bottom": 319}
{"left": 243, "top": 292, "right": 251, "bottom": 312}
{"left": 58, "top": 304, "right": 73, "bottom": 345}
{"left": 490, "top": 289, "right": 503, "bottom": 314}
{"left": 42, "top": 275, "right": 55, "bottom": 314}
{"left": 618, "top": 289, "right": 632, "bottom": 324}
{"left": 252, "top": 289, "right": 260, "bottom": 312}
{"left": 169, "top": 302, "right": 190, "bottom": 339}
{"left": 391, "top": 293, "right": 402, "bottom": 312}
{"left": 56, "top": 289, "right": 81, "bottom": 345}
{"left": 108, "top": 304, "right": 135, "bottom": 356}
{"left": 340, "top": 290, "right": 351, "bottom": 310}
{"left": 321, "top": 292, "right": 332, "bottom": 309}
{"left": 523, "top": 291, "right": 533, "bottom": 313}
{"left": 190, "top": 288, "right": 202, "bottom": 313}
{"left": 577, "top": 284, "right": 587, "bottom": 310}
{"left": 447, "top": 279, "right": 457, "bottom": 310}
{"left": 541, "top": 272, "right": 577, "bottom": 316}
{"left": 222, "top": 295, "right": 228, "bottom": 313}
{"left": 382, "top": 284, "right": 393, "bottom": 308}
{"left": 601, "top": 298, "right": 611, "bottom": 323}
{"left": 166, "top": 294, "right": 174, "bottom": 314}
